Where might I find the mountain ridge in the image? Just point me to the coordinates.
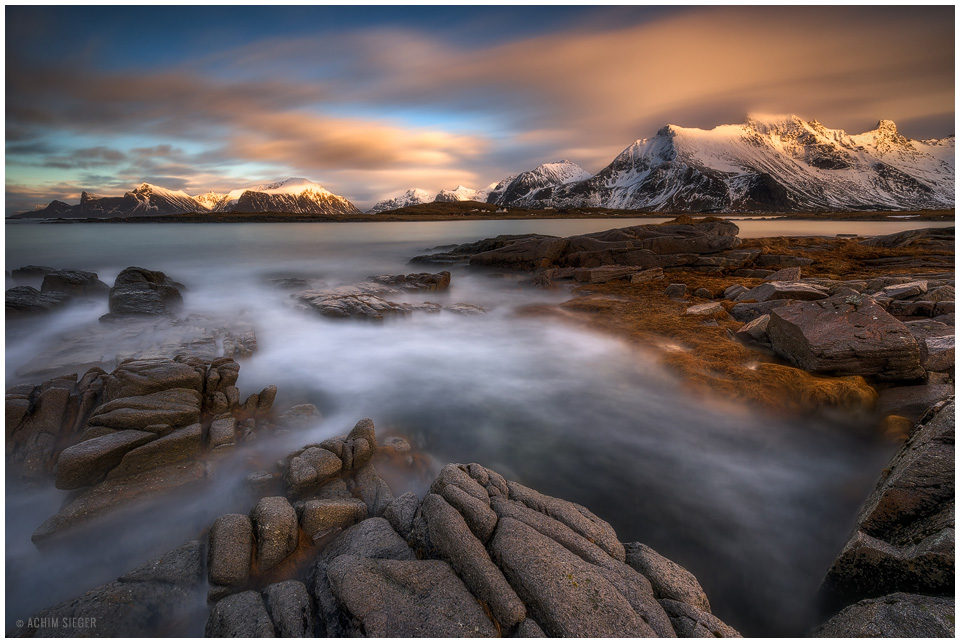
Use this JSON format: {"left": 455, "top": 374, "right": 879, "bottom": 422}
{"left": 14, "top": 115, "right": 955, "bottom": 218}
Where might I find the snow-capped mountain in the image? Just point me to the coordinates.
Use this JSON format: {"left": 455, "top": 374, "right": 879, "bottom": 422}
{"left": 434, "top": 184, "right": 493, "bottom": 203}
{"left": 486, "top": 160, "right": 593, "bottom": 206}
{"left": 18, "top": 178, "right": 361, "bottom": 218}
{"left": 367, "top": 183, "right": 498, "bottom": 213}
{"left": 508, "top": 116, "right": 954, "bottom": 212}
{"left": 224, "top": 178, "right": 360, "bottom": 214}
{"left": 367, "top": 188, "right": 435, "bottom": 214}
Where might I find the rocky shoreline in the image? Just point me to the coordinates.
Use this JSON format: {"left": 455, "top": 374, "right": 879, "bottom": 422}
{"left": 5, "top": 217, "right": 955, "bottom": 637}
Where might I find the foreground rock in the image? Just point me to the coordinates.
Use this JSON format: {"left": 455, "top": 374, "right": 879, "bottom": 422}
{"left": 8, "top": 356, "right": 277, "bottom": 542}
{"left": 19, "top": 541, "right": 205, "bottom": 637}
{"left": 815, "top": 399, "right": 955, "bottom": 636}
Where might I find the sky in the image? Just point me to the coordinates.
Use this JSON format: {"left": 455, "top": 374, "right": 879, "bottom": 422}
{"left": 4, "top": 4, "right": 956, "bottom": 214}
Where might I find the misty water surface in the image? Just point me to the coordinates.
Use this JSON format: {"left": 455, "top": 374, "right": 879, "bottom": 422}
{"left": 4, "top": 220, "right": 916, "bottom": 636}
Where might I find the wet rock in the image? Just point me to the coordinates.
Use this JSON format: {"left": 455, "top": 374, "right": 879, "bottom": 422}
{"left": 54, "top": 429, "right": 156, "bottom": 489}
{"left": 762, "top": 266, "right": 802, "bottom": 282}
{"left": 489, "top": 517, "right": 663, "bottom": 637}
{"left": 384, "top": 492, "right": 421, "bottom": 540}
{"left": 299, "top": 498, "right": 368, "bottom": 539}
{"left": 33, "top": 461, "right": 208, "bottom": 543}
{"left": 308, "top": 518, "right": 415, "bottom": 637}
{"left": 507, "top": 479, "right": 625, "bottom": 561}
{"left": 470, "top": 236, "right": 569, "bottom": 271}
{"left": 488, "top": 494, "right": 674, "bottom": 636}
{"left": 41, "top": 269, "right": 110, "bottom": 297}
{"left": 766, "top": 295, "right": 924, "bottom": 381}
{"left": 629, "top": 267, "right": 665, "bottom": 284}
{"left": 736, "top": 281, "right": 829, "bottom": 302}
{"left": 292, "top": 291, "right": 410, "bottom": 321}
{"left": 208, "top": 514, "right": 254, "bottom": 588}
{"left": 21, "top": 579, "right": 199, "bottom": 637}
{"left": 734, "top": 314, "right": 770, "bottom": 345}
{"left": 516, "top": 619, "right": 548, "bottom": 637}
{"left": 729, "top": 299, "right": 790, "bottom": 323}
{"left": 416, "top": 493, "right": 525, "bottom": 629}
{"left": 814, "top": 593, "right": 954, "bottom": 638}
{"left": 205, "top": 590, "right": 276, "bottom": 637}
{"left": 368, "top": 271, "right": 451, "bottom": 291}
{"left": 11, "top": 264, "right": 57, "bottom": 283}
{"left": 876, "top": 384, "right": 955, "bottom": 420}
{"left": 733, "top": 268, "right": 775, "bottom": 278}
{"left": 572, "top": 265, "right": 640, "bottom": 284}
{"left": 86, "top": 388, "right": 201, "bottom": 433}
{"left": 925, "top": 285, "right": 955, "bottom": 303}
{"left": 664, "top": 283, "right": 686, "bottom": 298}
{"left": 108, "top": 422, "right": 202, "bottom": 479}
{"left": 6, "top": 285, "right": 71, "bottom": 316}
{"left": 252, "top": 496, "right": 300, "bottom": 572}
{"left": 278, "top": 403, "right": 321, "bottom": 429}
{"left": 255, "top": 385, "right": 277, "bottom": 414}
{"left": 888, "top": 299, "right": 937, "bottom": 317}
{"left": 106, "top": 266, "right": 183, "bottom": 318}
{"left": 692, "top": 287, "right": 714, "bottom": 299}
{"left": 920, "top": 335, "right": 955, "bottom": 372}
{"left": 208, "top": 416, "right": 237, "bottom": 451}
{"left": 327, "top": 555, "right": 498, "bottom": 637}
{"left": 8, "top": 379, "right": 78, "bottom": 478}
{"left": 444, "top": 303, "right": 487, "bottom": 315}
{"left": 685, "top": 302, "right": 724, "bottom": 316}
{"left": 877, "top": 280, "right": 928, "bottom": 300}
{"left": 624, "top": 542, "right": 711, "bottom": 612}
{"left": 262, "top": 580, "right": 316, "bottom": 637}
{"left": 119, "top": 539, "right": 204, "bottom": 586}
{"left": 723, "top": 284, "right": 748, "bottom": 300}
{"left": 861, "top": 227, "right": 954, "bottom": 249}
{"left": 905, "top": 320, "right": 955, "bottom": 372}
{"left": 283, "top": 446, "right": 342, "bottom": 498}
{"left": 659, "top": 599, "right": 742, "bottom": 638}
{"left": 819, "top": 401, "right": 954, "bottom": 613}
{"left": 755, "top": 254, "right": 813, "bottom": 267}
{"left": 348, "top": 463, "right": 394, "bottom": 517}
{"left": 103, "top": 358, "right": 203, "bottom": 400}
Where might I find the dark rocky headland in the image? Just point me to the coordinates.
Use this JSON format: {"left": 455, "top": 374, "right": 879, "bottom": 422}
{"left": 5, "top": 218, "right": 954, "bottom": 637}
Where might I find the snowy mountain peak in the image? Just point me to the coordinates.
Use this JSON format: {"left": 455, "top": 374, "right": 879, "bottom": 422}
{"left": 19, "top": 177, "right": 360, "bottom": 218}
{"left": 367, "top": 188, "right": 435, "bottom": 214}
{"left": 490, "top": 115, "right": 953, "bottom": 213}
{"left": 435, "top": 185, "right": 489, "bottom": 203}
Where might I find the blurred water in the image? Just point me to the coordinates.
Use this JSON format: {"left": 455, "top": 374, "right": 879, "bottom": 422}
{"left": 4, "top": 220, "right": 904, "bottom": 636}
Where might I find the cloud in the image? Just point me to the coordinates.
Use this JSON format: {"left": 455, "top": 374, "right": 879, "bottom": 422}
{"left": 4, "top": 5, "right": 953, "bottom": 213}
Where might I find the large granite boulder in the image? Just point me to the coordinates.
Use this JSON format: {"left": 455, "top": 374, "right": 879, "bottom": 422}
{"left": 816, "top": 399, "right": 954, "bottom": 637}
{"left": 327, "top": 555, "right": 499, "bottom": 637}
{"left": 105, "top": 267, "right": 183, "bottom": 318}
{"left": 19, "top": 541, "right": 204, "bottom": 637}
{"left": 766, "top": 295, "right": 924, "bottom": 381}
{"left": 814, "top": 593, "right": 954, "bottom": 638}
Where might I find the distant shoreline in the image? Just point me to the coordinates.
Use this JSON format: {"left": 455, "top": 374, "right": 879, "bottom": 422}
{"left": 6, "top": 209, "right": 955, "bottom": 225}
